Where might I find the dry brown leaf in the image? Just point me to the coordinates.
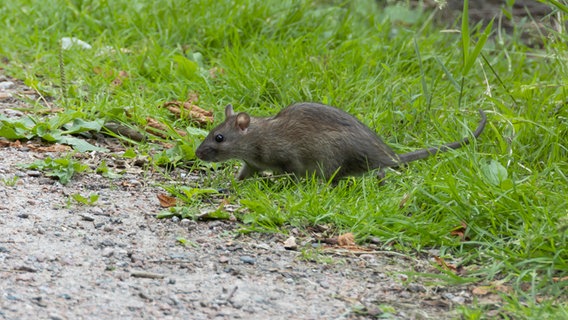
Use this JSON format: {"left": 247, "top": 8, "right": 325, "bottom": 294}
{"left": 111, "top": 70, "right": 129, "bottom": 86}
{"left": 181, "top": 102, "right": 212, "bottom": 116}
{"left": 161, "top": 100, "right": 213, "bottom": 126}
{"left": 157, "top": 193, "right": 177, "bottom": 208}
{"left": 145, "top": 117, "right": 186, "bottom": 138}
{"left": 491, "top": 281, "right": 512, "bottom": 293}
{"left": 145, "top": 117, "right": 169, "bottom": 139}
{"left": 27, "top": 144, "right": 72, "bottom": 153}
{"left": 472, "top": 286, "right": 491, "bottom": 296}
{"left": 477, "top": 293, "right": 504, "bottom": 307}
{"left": 187, "top": 92, "right": 199, "bottom": 104}
{"left": 473, "top": 281, "right": 513, "bottom": 297}
{"left": 0, "top": 92, "right": 12, "bottom": 99}
{"left": 217, "top": 198, "right": 229, "bottom": 209}
{"left": 160, "top": 142, "right": 175, "bottom": 149}
{"left": 399, "top": 193, "right": 410, "bottom": 208}
{"left": 112, "top": 78, "right": 123, "bottom": 86}
{"left": 92, "top": 66, "right": 103, "bottom": 75}
{"left": 208, "top": 67, "right": 225, "bottom": 79}
{"left": 0, "top": 140, "right": 20, "bottom": 148}
{"left": 92, "top": 67, "right": 115, "bottom": 78}
{"left": 450, "top": 221, "right": 469, "bottom": 241}
{"left": 434, "top": 255, "right": 458, "bottom": 273}
{"left": 337, "top": 233, "right": 356, "bottom": 246}
{"left": 553, "top": 276, "right": 568, "bottom": 283}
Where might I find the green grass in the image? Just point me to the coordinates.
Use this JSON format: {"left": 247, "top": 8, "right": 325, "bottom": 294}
{"left": 1, "top": 0, "right": 567, "bottom": 317}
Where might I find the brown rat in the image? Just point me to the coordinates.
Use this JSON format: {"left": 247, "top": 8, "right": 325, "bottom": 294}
{"left": 195, "top": 102, "right": 486, "bottom": 181}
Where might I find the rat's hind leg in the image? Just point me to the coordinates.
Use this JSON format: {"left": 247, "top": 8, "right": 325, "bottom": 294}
{"left": 236, "top": 162, "right": 261, "bottom": 180}
{"left": 376, "top": 168, "right": 387, "bottom": 186}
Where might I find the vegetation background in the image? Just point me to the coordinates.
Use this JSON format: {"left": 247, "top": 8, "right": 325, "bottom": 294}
{"left": 0, "top": 0, "right": 566, "bottom": 317}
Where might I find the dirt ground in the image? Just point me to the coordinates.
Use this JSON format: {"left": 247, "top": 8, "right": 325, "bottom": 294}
{"left": 0, "top": 75, "right": 486, "bottom": 319}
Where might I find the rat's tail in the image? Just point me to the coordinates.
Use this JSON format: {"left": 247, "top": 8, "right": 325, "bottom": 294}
{"left": 397, "top": 109, "right": 487, "bottom": 164}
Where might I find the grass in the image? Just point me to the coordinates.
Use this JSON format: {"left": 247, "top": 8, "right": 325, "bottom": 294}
{"left": 1, "top": 0, "right": 567, "bottom": 317}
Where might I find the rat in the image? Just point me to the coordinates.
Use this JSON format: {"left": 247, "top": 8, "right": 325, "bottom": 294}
{"left": 195, "top": 102, "right": 486, "bottom": 182}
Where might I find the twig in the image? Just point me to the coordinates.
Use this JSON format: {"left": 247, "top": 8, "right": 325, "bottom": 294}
{"left": 226, "top": 285, "right": 238, "bottom": 303}
{"left": 130, "top": 270, "right": 166, "bottom": 279}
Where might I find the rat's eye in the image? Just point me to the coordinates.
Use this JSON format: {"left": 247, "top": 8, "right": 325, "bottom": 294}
{"left": 214, "top": 134, "right": 224, "bottom": 143}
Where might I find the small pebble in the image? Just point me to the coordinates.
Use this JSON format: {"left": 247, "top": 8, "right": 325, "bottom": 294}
{"left": 58, "top": 293, "right": 72, "bottom": 300}
{"left": 101, "top": 247, "right": 114, "bottom": 257}
{"left": 4, "top": 109, "right": 23, "bottom": 117}
{"left": 90, "top": 207, "right": 104, "bottom": 215}
{"left": 15, "top": 171, "right": 26, "bottom": 177}
{"left": 128, "top": 179, "right": 141, "bottom": 186}
{"left": 407, "top": 283, "right": 426, "bottom": 292}
{"left": 32, "top": 296, "right": 47, "bottom": 307}
{"left": 0, "top": 81, "right": 15, "bottom": 90}
{"left": 442, "top": 292, "right": 465, "bottom": 304}
{"left": 283, "top": 236, "right": 297, "bottom": 250}
{"left": 368, "top": 237, "right": 382, "bottom": 244}
{"left": 318, "top": 280, "right": 330, "bottom": 289}
{"left": 180, "top": 218, "right": 193, "bottom": 226}
{"left": 49, "top": 313, "right": 64, "bottom": 320}
{"left": 6, "top": 293, "right": 21, "bottom": 301}
{"left": 26, "top": 170, "right": 42, "bottom": 177}
{"left": 17, "top": 265, "right": 37, "bottom": 272}
{"left": 79, "top": 213, "right": 95, "bottom": 221}
{"left": 239, "top": 256, "right": 256, "bottom": 265}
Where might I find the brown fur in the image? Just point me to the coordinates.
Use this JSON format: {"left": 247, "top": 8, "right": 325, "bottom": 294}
{"left": 195, "top": 103, "right": 486, "bottom": 181}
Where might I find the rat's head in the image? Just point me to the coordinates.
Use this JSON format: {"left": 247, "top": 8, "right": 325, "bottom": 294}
{"left": 195, "top": 104, "right": 251, "bottom": 162}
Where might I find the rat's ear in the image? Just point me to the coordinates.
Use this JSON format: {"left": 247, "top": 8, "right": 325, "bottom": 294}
{"left": 225, "top": 104, "right": 235, "bottom": 118}
{"left": 235, "top": 113, "right": 250, "bottom": 132}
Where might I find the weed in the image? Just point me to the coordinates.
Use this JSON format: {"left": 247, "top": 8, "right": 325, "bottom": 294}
{"left": 70, "top": 193, "right": 99, "bottom": 206}
{"left": 1, "top": 175, "right": 19, "bottom": 187}
{"left": 20, "top": 156, "right": 88, "bottom": 185}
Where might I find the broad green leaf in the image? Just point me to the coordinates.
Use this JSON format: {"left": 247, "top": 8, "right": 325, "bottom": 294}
{"left": 186, "top": 126, "right": 209, "bottom": 137}
{"left": 62, "top": 118, "right": 105, "bottom": 134}
{"left": 56, "top": 136, "right": 109, "bottom": 152}
{"left": 122, "top": 148, "right": 137, "bottom": 158}
{"left": 156, "top": 209, "right": 179, "bottom": 219}
{"left": 481, "top": 160, "right": 508, "bottom": 186}
{"left": 173, "top": 54, "right": 198, "bottom": 78}
{"left": 35, "top": 128, "right": 60, "bottom": 142}
{"left": 0, "top": 115, "right": 36, "bottom": 139}
{"left": 0, "top": 122, "right": 32, "bottom": 139}
{"left": 179, "top": 186, "right": 218, "bottom": 200}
